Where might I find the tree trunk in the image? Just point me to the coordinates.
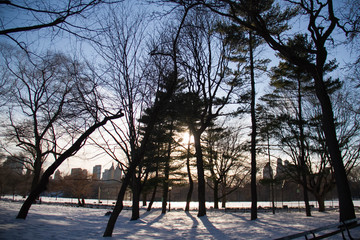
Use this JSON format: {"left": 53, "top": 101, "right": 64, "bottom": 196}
{"left": 249, "top": 30, "right": 257, "bottom": 221}
{"left": 193, "top": 131, "right": 206, "bottom": 217}
{"left": 185, "top": 133, "right": 193, "bottom": 212}
{"left": 313, "top": 71, "right": 355, "bottom": 222}
{"left": 103, "top": 173, "right": 129, "bottom": 237}
{"left": 161, "top": 148, "right": 171, "bottom": 213}
{"left": 315, "top": 194, "right": 326, "bottom": 212}
{"left": 161, "top": 179, "right": 169, "bottom": 214}
{"left": 221, "top": 188, "right": 227, "bottom": 208}
{"left": 298, "top": 77, "right": 311, "bottom": 217}
{"left": 266, "top": 133, "right": 275, "bottom": 215}
{"left": 147, "top": 163, "right": 158, "bottom": 212}
{"left": 213, "top": 180, "right": 219, "bottom": 209}
{"left": 142, "top": 193, "right": 147, "bottom": 207}
{"left": 147, "top": 184, "right": 157, "bottom": 212}
{"left": 130, "top": 174, "right": 140, "bottom": 221}
{"left": 30, "top": 155, "right": 42, "bottom": 194}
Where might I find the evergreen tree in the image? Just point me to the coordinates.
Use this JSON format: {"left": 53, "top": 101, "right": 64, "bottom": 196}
{"left": 260, "top": 35, "right": 343, "bottom": 213}
{"left": 204, "top": 0, "right": 356, "bottom": 221}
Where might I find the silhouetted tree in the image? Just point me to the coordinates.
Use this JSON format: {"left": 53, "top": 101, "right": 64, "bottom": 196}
{"left": 201, "top": 0, "right": 356, "bottom": 222}
{"left": 177, "top": 9, "right": 237, "bottom": 217}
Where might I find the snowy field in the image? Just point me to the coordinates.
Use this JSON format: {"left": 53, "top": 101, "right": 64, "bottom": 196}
{"left": 1, "top": 200, "right": 360, "bottom": 239}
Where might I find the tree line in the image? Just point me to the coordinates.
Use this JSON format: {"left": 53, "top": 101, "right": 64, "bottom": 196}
{"left": 0, "top": 0, "right": 359, "bottom": 237}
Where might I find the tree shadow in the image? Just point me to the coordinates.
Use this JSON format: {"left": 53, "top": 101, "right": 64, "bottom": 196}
{"left": 146, "top": 211, "right": 165, "bottom": 226}
{"left": 140, "top": 209, "right": 153, "bottom": 219}
{"left": 185, "top": 211, "right": 199, "bottom": 238}
{"left": 199, "top": 215, "right": 229, "bottom": 240}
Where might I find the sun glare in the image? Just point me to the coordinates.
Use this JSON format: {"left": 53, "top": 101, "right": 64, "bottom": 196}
{"left": 179, "top": 131, "right": 193, "bottom": 145}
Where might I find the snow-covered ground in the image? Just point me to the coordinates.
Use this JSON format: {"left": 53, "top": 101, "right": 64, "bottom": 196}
{"left": 0, "top": 199, "right": 359, "bottom": 239}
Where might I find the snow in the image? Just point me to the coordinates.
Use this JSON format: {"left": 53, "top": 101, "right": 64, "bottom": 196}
{"left": 0, "top": 199, "right": 359, "bottom": 239}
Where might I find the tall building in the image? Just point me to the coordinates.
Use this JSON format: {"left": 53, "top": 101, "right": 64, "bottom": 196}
{"left": 275, "top": 158, "right": 289, "bottom": 179}
{"left": 114, "top": 164, "right": 122, "bottom": 180}
{"left": 263, "top": 162, "right": 274, "bottom": 180}
{"left": 92, "top": 165, "right": 102, "bottom": 179}
{"left": 102, "top": 163, "right": 122, "bottom": 181}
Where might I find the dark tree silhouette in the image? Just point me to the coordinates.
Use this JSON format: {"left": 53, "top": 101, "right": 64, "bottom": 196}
{"left": 16, "top": 111, "right": 124, "bottom": 219}
{"left": 201, "top": 0, "right": 356, "bottom": 222}
{"left": 0, "top": 0, "right": 121, "bottom": 49}
{"left": 177, "top": 9, "right": 236, "bottom": 217}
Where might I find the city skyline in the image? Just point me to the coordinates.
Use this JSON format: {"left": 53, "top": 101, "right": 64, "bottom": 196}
{"left": 52, "top": 162, "right": 123, "bottom": 181}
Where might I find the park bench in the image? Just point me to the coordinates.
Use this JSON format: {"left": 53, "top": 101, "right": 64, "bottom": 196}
{"left": 275, "top": 218, "right": 359, "bottom": 240}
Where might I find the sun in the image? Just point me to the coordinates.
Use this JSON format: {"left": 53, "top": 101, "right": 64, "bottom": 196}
{"left": 178, "top": 131, "right": 193, "bottom": 145}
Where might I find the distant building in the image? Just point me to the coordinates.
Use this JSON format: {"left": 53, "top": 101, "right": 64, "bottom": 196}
{"left": 275, "top": 158, "right": 289, "bottom": 179}
{"left": 113, "top": 164, "right": 122, "bottom": 180}
{"left": 263, "top": 162, "right": 274, "bottom": 180}
{"left": 92, "top": 165, "right": 102, "bottom": 179}
{"left": 71, "top": 168, "right": 88, "bottom": 177}
{"left": 2, "top": 156, "right": 24, "bottom": 175}
{"left": 102, "top": 163, "right": 122, "bottom": 181}
{"left": 54, "top": 170, "right": 62, "bottom": 180}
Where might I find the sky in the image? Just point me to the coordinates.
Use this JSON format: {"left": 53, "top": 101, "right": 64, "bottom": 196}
{"left": 0, "top": 0, "right": 358, "bottom": 176}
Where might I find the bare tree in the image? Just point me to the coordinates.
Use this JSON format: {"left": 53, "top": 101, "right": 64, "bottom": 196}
{"left": 102, "top": 2, "right": 197, "bottom": 236}
{"left": 0, "top": 50, "right": 92, "bottom": 194}
{"left": 16, "top": 109, "right": 124, "bottom": 219}
{"left": 176, "top": 9, "right": 237, "bottom": 217}
{"left": 0, "top": 48, "right": 125, "bottom": 220}
{"left": 62, "top": 171, "right": 93, "bottom": 207}
{"left": 90, "top": 3, "right": 151, "bottom": 221}
{"left": 204, "top": 126, "right": 249, "bottom": 209}
{"left": 0, "top": 0, "right": 121, "bottom": 50}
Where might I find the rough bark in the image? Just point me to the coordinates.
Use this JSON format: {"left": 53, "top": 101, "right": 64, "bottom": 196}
{"left": 221, "top": 189, "right": 227, "bottom": 208}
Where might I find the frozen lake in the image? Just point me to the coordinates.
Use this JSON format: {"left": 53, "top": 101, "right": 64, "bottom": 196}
{"left": 3, "top": 195, "right": 359, "bottom": 210}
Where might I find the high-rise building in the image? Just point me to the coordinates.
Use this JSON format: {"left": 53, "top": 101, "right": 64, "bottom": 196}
{"left": 263, "top": 162, "right": 274, "bottom": 180}
{"left": 275, "top": 158, "right": 289, "bottom": 179}
{"left": 92, "top": 165, "right": 102, "bottom": 179}
{"left": 102, "top": 163, "right": 122, "bottom": 181}
{"left": 114, "top": 164, "right": 122, "bottom": 180}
